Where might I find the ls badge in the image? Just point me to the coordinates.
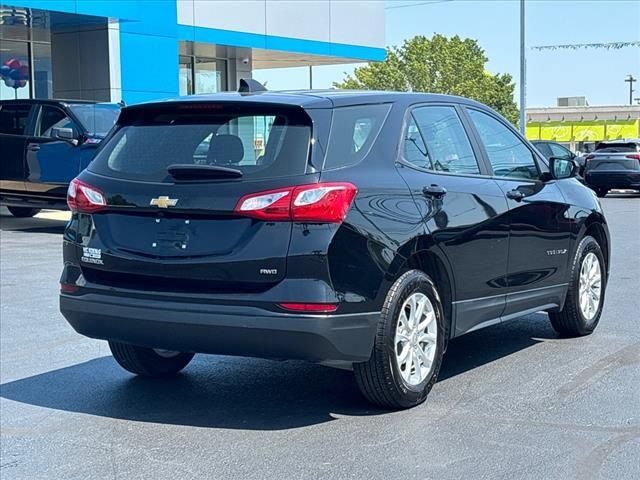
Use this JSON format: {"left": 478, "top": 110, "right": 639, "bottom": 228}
{"left": 150, "top": 196, "right": 178, "bottom": 208}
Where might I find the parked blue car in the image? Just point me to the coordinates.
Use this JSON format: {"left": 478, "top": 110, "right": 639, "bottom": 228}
{"left": 0, "top": 99, "right": 120, "bottom": 217}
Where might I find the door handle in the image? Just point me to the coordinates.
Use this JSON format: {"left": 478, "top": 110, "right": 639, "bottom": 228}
{"left": 422, "top": 184, "right": 447, "bottom": 198}
{"left": 27, "top": 145, "right": 40, "bottom": 152}
{"left": 506, "top": 189, "right": 526, "bottom": 201}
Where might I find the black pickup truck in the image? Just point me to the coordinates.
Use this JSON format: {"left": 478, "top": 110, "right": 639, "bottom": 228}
{"left": 0, "top": 99, "right": 119, "bottom": 217}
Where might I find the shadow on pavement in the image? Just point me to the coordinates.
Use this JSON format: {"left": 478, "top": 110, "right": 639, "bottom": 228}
{"left": 0, "top": 213, "right": 68, "bottom": 235}
{"left": 0, "top": 314, "right": 557, "bottom": 430}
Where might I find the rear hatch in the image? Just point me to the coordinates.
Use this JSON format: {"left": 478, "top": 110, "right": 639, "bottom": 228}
{"left": 73, "top": 101, "right": 319, "bottom": 293}
{"left": 585, "top": 154, "right": 640, "bottom": 174}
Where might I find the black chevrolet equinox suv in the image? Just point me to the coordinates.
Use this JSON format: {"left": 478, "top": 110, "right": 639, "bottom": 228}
{"left": 60, "top": 89, "right": 610, "bottom": 408}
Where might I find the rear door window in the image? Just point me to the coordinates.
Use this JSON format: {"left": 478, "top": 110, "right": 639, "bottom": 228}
{"left": 323, "top": 104, "right": 391, "bottom": 169}
{"left": 402, "top": 114, "right": 431, "bottom": 169}
{"left": 411, "top": 105, "right": 480, "bottom": 175}
{"left": 88, "top": 105, "right": 312, "bottom": 182}
{"left": 0, "top": 104, "right": 31, "bottom": 136}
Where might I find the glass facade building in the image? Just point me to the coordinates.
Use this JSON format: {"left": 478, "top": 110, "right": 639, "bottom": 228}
{"left": 0, "top": 1, "right": 385, "bottom": 103}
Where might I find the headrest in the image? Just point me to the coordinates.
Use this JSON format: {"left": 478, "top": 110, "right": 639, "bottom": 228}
{"left": 208, "top": 134, "right": 244, "bottom": 165}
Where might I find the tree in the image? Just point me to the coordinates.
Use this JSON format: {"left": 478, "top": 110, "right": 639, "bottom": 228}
{"left": 334, "top": 34, "right": 519, "bottom": 125}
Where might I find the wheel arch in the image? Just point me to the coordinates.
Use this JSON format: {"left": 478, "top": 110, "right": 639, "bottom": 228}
{"left": 404, "top": 250, "right": 454, "bottom": 340}
{"left": 384, "top": 238, "right": 455, "bottom": 340}
{"left": 580, "top": 214, "right": 610, "bottom": 276}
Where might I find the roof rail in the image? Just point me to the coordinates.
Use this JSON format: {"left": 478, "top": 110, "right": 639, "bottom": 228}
{"left": 238, "top": 78, "right": 267, "bottom": 94}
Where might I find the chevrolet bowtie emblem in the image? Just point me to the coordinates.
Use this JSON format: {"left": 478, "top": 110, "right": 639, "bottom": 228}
{"left": 150, "top": 196, "right": 178, "bottom": 208}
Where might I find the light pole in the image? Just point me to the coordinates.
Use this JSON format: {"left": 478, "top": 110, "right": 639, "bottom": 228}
{"left": 519, "top": 0, "right": 526, "bottom": 134}
{"left": 624, "top": 74, "right": 636, "bottom": 105}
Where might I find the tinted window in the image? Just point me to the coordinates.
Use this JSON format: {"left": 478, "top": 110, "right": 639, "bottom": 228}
{"left": 324, "top": 104, "right": 391, "bottom": 169}
{"left": 402, "top": 114, "right": 431, "bottom": 169}
{"left": 68, "top": 104, "right": 120, "bottom": 137}
{"left": 533, "top": 142, "right": 552, "bottom": 159}
{"left": 89, "top": 107, "right": 311, "bottom": 182}
{"left": 37, "top": 106, "right": 78, "bottom": 138}
{"left": 594, "top": 142, "right": 639, "bottom": 153}
{"left": 468, "top": 109, "right": 539, "bottom": 180}
{"left": 549, "top": 143, "right": 572, "bottom": 158}
{"left": 0, "top": 104, "right": 31, "bottom": 136}
{"left": 412, "top": 106, "right": 480, "bottom": 175}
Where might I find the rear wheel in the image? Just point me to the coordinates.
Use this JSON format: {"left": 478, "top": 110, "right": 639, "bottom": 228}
{"left": 354, "top": 270, "right": 445, "bottom": 409}
{"left": 595, "top": 188, "right": 608, "bottom": 198}
{"left": 549, "top": 236, "right": 606, "bottom": 337}
{"left": 108, "top": 341, "right": 194, "bottom": 377}
{"left": 7, "top": 206, "right": 41, "bottom": 218}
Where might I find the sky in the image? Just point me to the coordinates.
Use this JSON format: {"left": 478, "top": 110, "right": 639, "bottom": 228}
{"left": 255, "top": 0, "right": 640, "bottom": 108}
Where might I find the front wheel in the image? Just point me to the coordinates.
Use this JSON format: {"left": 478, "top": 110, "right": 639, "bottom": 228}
{"left": 549, "top": 236, "right": 606, "bottom": 337}
{"left": 7, "top": 206, "right": 41, "bottom": 217}
{"left": 109, "top": 341, "right": 194, "bottom": 377}
{"left": 354, "top": 270, "right": 445, "bottom": 409}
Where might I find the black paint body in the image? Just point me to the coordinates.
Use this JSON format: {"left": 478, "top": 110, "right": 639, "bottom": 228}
{"left": 59, "top": 91, "right": 610, "bottom": 363}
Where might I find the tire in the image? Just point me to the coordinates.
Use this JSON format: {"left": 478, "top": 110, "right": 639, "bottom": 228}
{"left": 354, "top": 270, "right": 445, "bottom": 409}
{"left": 549, "top": 236, "right": 606, "bottom": 337}
{"left": 595, "top": 189, "right": 608, "bottom": 198}
{"left": 7, "top": 206, "right": 41, "bottom": 218}
{"left": 108, "top": 341, "right": 194, "bottom": 377}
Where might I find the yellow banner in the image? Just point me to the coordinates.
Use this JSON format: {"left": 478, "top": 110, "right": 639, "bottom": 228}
{"left": 573, "top": 122, "right": 606, "bottom": 141}
{"left": 526, "top": 123, "right": 541, "bottom": 140}
{"left": 605, "top": 120, "right": 639, "bottom": 140}
{"left": 540, "top": 122, "right": 573, "bottom": 141}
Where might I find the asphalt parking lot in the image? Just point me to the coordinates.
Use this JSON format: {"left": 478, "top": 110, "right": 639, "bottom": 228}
{"left": 1, "top": 195, "right": 639, "bottom": 480}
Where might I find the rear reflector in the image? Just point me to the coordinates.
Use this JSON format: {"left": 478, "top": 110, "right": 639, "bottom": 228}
{"left": 278, "top": 303, "right": 339, "bottom": 313}
{"left": 235, "top": 182, "right": 357, "bottom": 223}
{"left": 60, "top": 282, "right": 79, "bottom": 293}
{"left": 67, "top": 178, "right": 107, "bottom": 213}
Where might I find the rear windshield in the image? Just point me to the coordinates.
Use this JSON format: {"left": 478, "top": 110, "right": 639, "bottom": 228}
{"left": 594, "top": 142, "right": 639, "bottom": 153}
{"left": 88, "top": 105, "right": 312, "bottom": 182}
{"left": 68, "top": 103, "right": 120, "bottom": 137}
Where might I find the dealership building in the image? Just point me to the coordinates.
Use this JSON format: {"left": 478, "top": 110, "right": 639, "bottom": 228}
{"left": 0, "top": 1, "right": 385, "bottom": 103}
{"left": 526, "top": 97, "right": 640, "bottom": 153}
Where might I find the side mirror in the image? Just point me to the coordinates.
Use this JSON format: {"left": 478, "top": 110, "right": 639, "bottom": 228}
{"left": 549, "top": 156, "right": 579, "bottom": 180}
{"left": 52, "top": 127, "right": 78, "bottom": 146}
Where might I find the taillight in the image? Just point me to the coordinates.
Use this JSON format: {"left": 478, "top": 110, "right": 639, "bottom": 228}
{"left": 625, "top": 154, "right": 640, "bottom": 160}
{"left": 278, "top": 303, "right": 338, "bottom": 313}
{"left": 67, "top": 178, "right": 107, "bottom": 213}
{"left": 234, "top": 182, "right": 357, "bottom": 223}
{"left": 584, "top": 154, "right": 595, "bottom": 161}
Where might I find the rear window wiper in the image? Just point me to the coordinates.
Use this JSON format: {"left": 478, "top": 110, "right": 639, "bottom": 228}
{"left": 167, "top": 164, "right": 243, "bottom": 180}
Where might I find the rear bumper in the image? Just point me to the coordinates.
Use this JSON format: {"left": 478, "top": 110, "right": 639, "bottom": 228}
{"left": 585, "top": 171, "right": 640, "bottom": 190}
{"left": 60, "top": 293, "right": 379, "bottom": 363}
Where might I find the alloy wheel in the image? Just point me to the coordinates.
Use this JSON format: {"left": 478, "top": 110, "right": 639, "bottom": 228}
{"left": 394, "top": 292, "right": 438, "bottom": 386}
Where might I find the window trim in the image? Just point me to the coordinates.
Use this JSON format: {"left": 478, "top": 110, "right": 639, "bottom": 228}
{"left": 462, "top": 106, "right": 547, "bottom": 183}
{"left": 397, "top": 102, "right": 492, "bottom": 179}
